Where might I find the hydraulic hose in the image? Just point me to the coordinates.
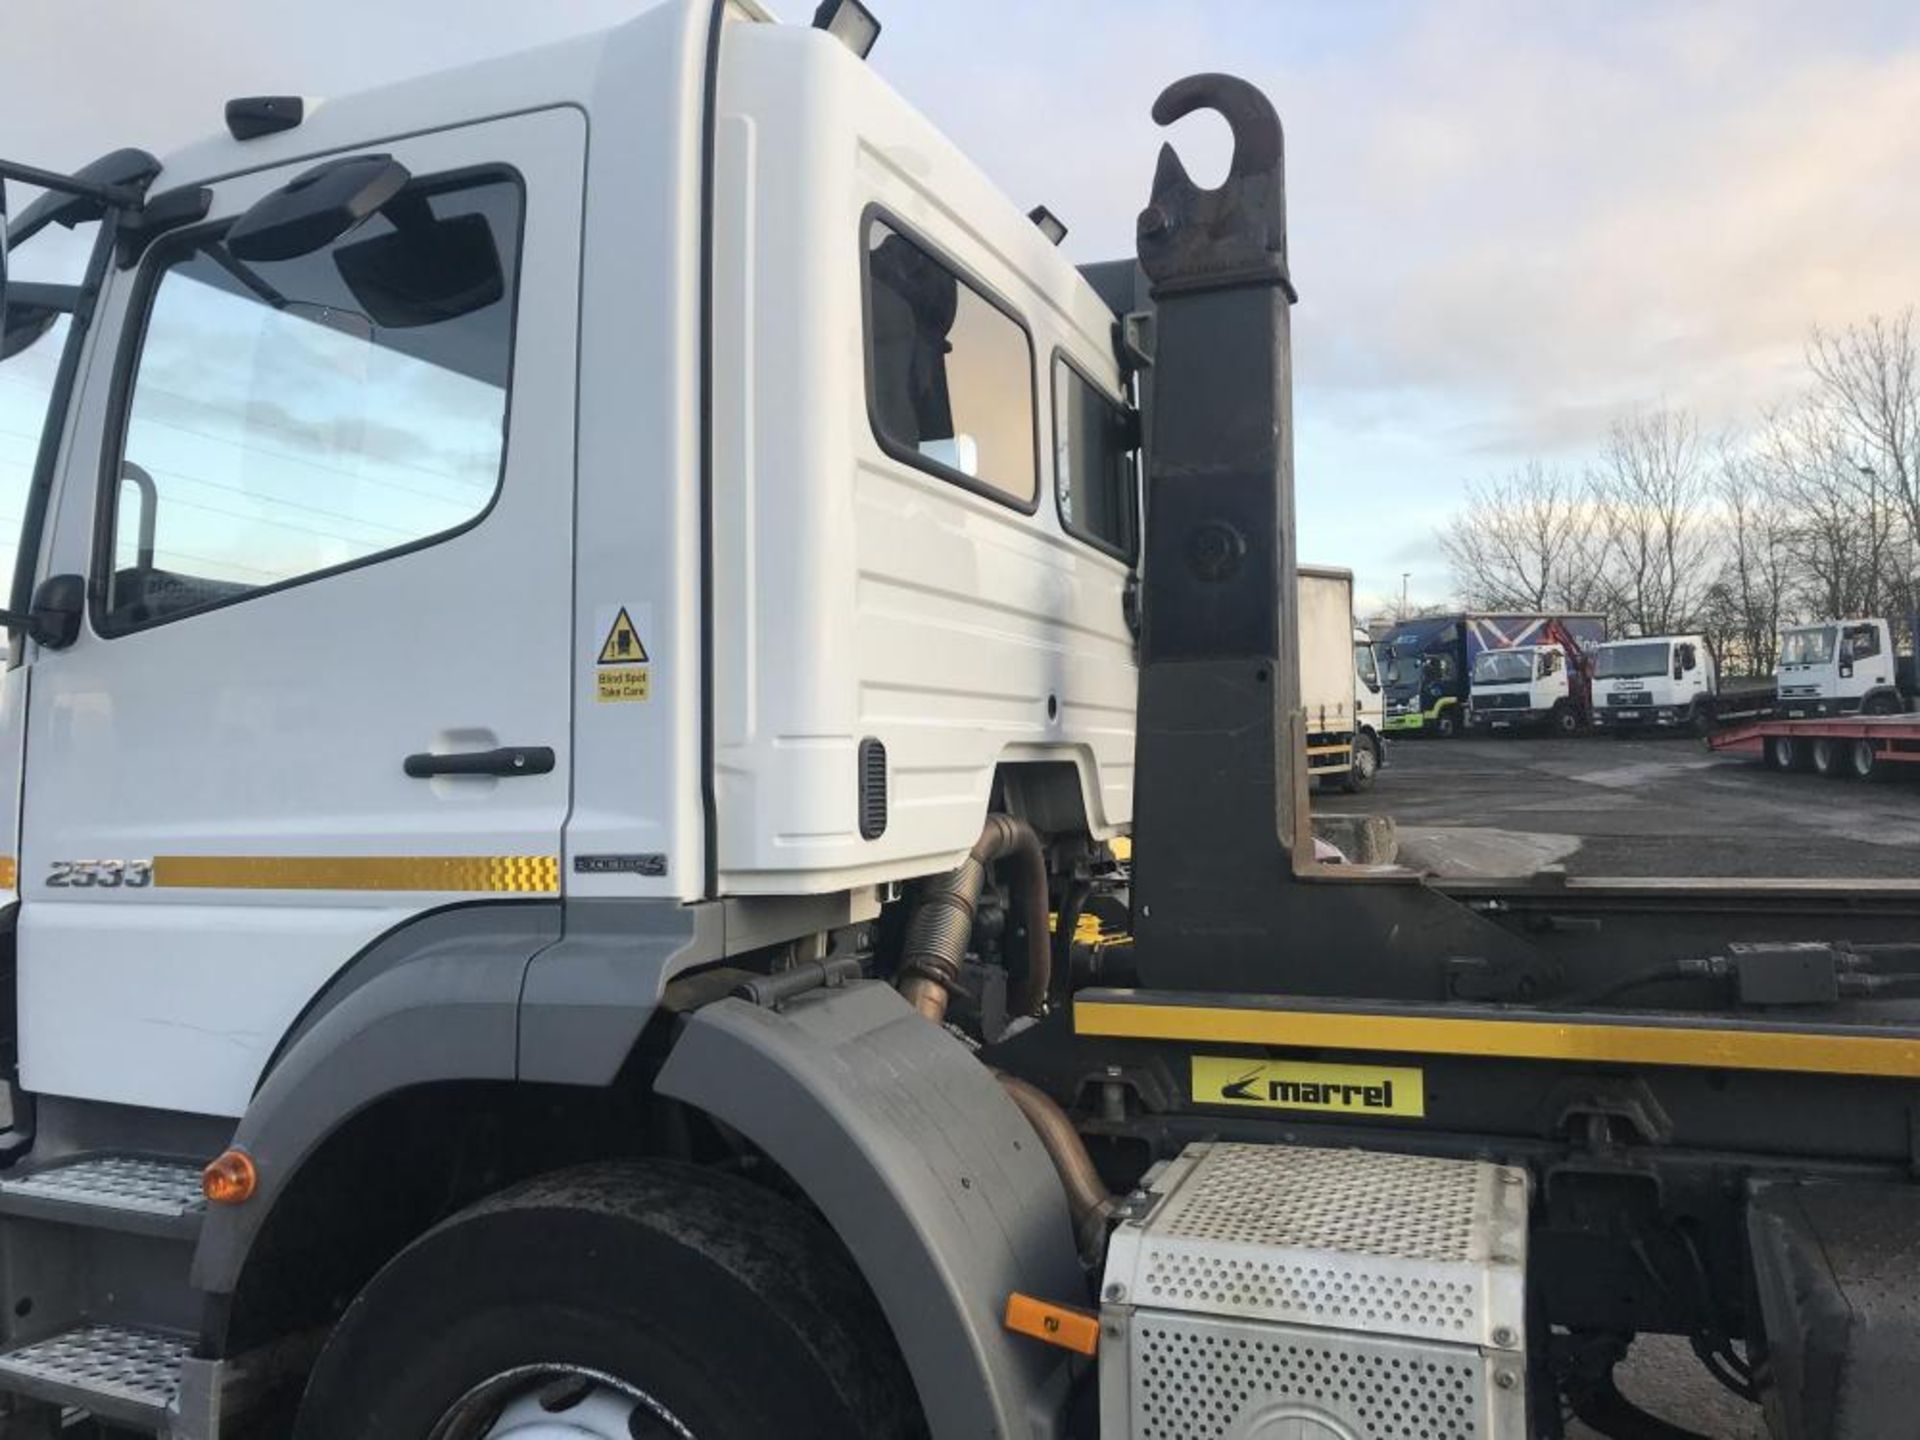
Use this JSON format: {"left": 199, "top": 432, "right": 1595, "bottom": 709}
{"left": 896, "top": 814, "right": 1051, "bottom": 1023}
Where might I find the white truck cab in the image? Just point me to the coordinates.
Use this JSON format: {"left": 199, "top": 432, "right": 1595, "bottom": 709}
{"left": 1591, "top": 634, "right": 1713, "bottom": 732}
{"left": 1777, "top": 618, "right": 1907, "bottom": 717}
{"left": 1468, "top": 642, "right": 1572, "bottom": 732}
{"left": 1353, "top": 625, "right": 1383, "bottom": 736}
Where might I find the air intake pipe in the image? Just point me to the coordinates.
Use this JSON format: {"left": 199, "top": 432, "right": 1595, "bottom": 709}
{"left": 895, "top": 813, "right": 1051, "bottom": 1023}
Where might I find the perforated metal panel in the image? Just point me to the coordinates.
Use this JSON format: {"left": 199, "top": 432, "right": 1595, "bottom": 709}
{"left": 1101, "top": 1143, "right": 1530, "bottom": 1440}
{"left": 1128, "top": 1310, "right": 1519, "bottom": 1440}
{"left": 1104, "top": 1142, "right": 1527, "bottom": 1350}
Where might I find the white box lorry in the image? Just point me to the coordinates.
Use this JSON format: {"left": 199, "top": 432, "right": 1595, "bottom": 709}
{"left": 1299, "top": 564, "right": 1382, "bottom": 791}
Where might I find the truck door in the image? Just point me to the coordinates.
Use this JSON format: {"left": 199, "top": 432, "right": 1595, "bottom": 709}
{"left": 13, "top": 110, "right": 584, "bottom": 1118}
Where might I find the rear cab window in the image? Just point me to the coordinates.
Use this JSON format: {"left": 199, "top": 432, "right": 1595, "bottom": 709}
{"left": 863, "top": 215, "right": 1036, "bottom": 510}
{"left": 98, "top": 170, "right": 522, "bottom": 634}
{"left": 1052, "top": 355, "right": 1138, "bottom": 560}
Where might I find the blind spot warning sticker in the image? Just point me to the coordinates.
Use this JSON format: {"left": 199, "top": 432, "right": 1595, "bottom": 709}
{"left": 595, "top": 605, "right": 652, "bottom": 703}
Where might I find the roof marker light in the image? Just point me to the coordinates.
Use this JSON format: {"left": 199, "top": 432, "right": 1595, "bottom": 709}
{"left": 812, "top": 0, "right": 881, "bottom": 60}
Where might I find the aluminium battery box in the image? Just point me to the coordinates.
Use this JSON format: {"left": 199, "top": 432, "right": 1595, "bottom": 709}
{"left": 1099, "top": 1142, "right": 1530, "bottom": 1439}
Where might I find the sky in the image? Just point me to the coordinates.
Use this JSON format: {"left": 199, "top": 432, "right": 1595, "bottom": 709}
{"left": 6, "top": 0, "right": 1920, "bottom": 614}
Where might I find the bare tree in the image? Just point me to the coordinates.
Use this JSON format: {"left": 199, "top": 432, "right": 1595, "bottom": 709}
{"left": 1587, "top": 408, "right": 1717, "bottom": 636}
{"left": 1756, "top": 400, "right": 1896, "bottom": 621}
{"left": 1807, "top": 311, "right": 1920, "bottom": 553}
{"left": 1708, "top": 443, "right": 1795, "bottom": 673}
{"left": 1439, "top": 461, "right": 1607, "bottom": 612}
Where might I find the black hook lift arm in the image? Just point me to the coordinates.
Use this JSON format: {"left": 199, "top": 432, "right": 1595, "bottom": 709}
{"left": 1125, "top": 74, "right": 1535, "bottom": 995}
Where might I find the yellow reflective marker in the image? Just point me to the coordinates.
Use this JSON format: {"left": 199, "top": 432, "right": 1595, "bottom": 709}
{"left": 153, "top": 855, "right": 560, "bottom": 893}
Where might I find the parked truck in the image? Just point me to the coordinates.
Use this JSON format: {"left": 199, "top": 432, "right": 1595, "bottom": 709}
{"left": 1382, "top": 611, "right": 1605, "bottom": 738}
{"left": 1464, "top": 615, "right": 1609, "bottom": 735}
{"left": 1300, "top": 565, "right": 1382, "bottom": 792}
{"left": 2, "top": 9, "right": 1920, "bottom": 1439}
{"left": 1590, "top": 633, "right": 1776, "bottom": 735}
{"left": 1775, "top": 617, "right": 1918, "bottom": 718}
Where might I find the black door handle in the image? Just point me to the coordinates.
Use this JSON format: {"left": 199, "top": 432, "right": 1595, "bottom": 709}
{"left": 403, "top": 746, "right": 555, "bottom": 779}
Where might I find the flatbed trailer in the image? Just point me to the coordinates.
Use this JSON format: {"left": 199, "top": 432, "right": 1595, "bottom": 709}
{"left": 1711, "top": 712, "right": 1920, "bottom": 778}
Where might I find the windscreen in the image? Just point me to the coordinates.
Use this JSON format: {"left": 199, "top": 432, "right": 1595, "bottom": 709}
{"left": 1595, "top": 641, "right": 1670, "bottom": 679}
{"left": 1779, "top": 626, "right": 1836, "bottom": 666}
{"left": 1473, "top": 650, "right": 1533, "bottom": 684}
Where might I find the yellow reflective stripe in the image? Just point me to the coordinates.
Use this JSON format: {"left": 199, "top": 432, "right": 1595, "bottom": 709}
{"left": 152, "top": 855, "right": 559, "bottom": 893}
{"left": 1074, "top": 998, "right": 1920, "bottom": 1079}
{"left": 0, "top": 856, "right": 14, "bottom": 889}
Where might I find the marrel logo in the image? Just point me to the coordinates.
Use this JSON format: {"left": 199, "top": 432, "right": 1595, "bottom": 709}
{"left": 1193, "top": 1056, "right": 1425, "bottom": 1117}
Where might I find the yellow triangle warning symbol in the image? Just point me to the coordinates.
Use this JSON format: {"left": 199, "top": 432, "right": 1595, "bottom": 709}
{"left": 597, "top": 608, "right": 649, "bottom": 665}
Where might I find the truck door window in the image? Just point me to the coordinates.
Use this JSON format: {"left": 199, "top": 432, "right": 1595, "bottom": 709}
{"left": 1845, "top": 624, "right": 1879, "bottom": 660}
{"left": 97, "top": 171, "right": 522, "bottom": 634}
{"left": 1051, "top": 355, "right": 1137, "bottom": 558}
{"left": 864, "top": 216, "right": 1037, "bottom": 510}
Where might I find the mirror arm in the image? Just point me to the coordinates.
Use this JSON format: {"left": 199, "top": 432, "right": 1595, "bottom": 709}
{"left": 0, "top": 159, "right": 145, "bottom": 213}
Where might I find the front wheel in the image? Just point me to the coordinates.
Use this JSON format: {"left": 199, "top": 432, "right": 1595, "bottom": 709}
{"left": 1342, "top": 735, "right": 1381, "bottom": 793}
{"left": 1864, "top": 692, "right": 1902, "bottom": 717}
{"left": 1551, "top": 702, "right": 1581, "bottom": 737}
{"left": 294, "top": 1161, "right": 924, "bottom": 1440}
{"left": 1432, "top": 708, "right": 1460, "bottom": 739}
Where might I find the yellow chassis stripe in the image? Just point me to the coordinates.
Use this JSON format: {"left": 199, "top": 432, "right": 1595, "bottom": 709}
{"left": 1075, "top": 999, "right": 1920, "bottom": 1079}
{"left": 0, "top": 856, "right": 14, "bottom": 890}
{"left": 154, "top": 855, "right": 559, "bottom": 893}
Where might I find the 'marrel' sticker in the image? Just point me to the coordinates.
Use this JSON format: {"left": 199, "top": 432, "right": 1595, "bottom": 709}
{"left": 1192, "top": 1056, "right": 1425, "bottom": 1117}
{"left": 595, "top": 605, "right": 652, "bottom": 704}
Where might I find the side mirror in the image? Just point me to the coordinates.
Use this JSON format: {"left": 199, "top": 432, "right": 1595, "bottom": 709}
{"left": 1673, "top": 662, "right": 1684, "bottom": 681}
{"left": 2, "top": 281, "right": 69, "bottom": 362}
{"left": 226, "top": 154, "right": 411, "bottom": 263}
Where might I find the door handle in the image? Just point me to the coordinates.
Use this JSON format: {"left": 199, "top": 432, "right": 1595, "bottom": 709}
{"left": 403, "top": 746, "right": 555, "bottom": 779}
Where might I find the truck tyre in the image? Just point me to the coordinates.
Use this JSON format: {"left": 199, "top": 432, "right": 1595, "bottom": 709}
{"left": 1342, "top": 734, "right": 1380, "bottom": 793}
{"left": 1848, "top": 738, "right": 1882, "bottom": 780}
{"left": 293, "top": 1160, "right": 924, "bottom": 1440}
{"left": 1689, "top": 703, "right": 1713, "bottom": 738}
{"left": 1865, "top": 691, "right": 1901, "bottom": 716}
{"left": 1432, "top": 707, "right": 1459, "bottom": 739}
{"left": 1765, "top": 735, "right": 1801, "bottom": 773}
{"left": 1550, "top": 701, "right": 1580, "bottom": 736}
{"left": 1810, "top": 737, "right": 1846, "bottom": 778}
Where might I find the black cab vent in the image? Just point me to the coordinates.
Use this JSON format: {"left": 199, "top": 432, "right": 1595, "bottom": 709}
{"left": 858, "top": 738, "right": 888, "bottom": 840}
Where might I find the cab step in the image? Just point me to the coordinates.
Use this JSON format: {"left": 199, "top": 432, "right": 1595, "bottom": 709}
{"left": 0, "top": 1323, "right": 187, "bottom": 1432}
{"left": 0, "top": 1155, "right": 205, "bottom": 1240}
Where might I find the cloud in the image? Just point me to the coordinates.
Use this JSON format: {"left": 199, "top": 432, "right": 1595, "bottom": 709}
{"left": 6, "top": 0, "right": 1918, "bottom": 612}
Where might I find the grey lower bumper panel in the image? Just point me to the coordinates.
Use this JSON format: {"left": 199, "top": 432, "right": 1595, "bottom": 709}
{"left": 658, "top": 980, "right": 1084, "bottom": 1440}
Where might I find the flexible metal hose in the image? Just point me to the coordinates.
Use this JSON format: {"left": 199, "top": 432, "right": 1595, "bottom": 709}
{"left": 896, "top": 814, "right": 1052, "bottom": 1022}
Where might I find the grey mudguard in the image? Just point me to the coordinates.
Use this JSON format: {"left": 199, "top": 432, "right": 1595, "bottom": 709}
{"left": 657, "top": 980, "right": 1085, "bottom": 1440}
{"left": 191, "top": 902, "right": 564, "bottom": 1293}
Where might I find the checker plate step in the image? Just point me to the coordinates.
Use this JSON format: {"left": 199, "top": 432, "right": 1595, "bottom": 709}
{"left": 0, "top": 1155, "right": 205, "bottom": 1218}
{"left": 0, "top": 1323, "right": 186, "bottom": 1426}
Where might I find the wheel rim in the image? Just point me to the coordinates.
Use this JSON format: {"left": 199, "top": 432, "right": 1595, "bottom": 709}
{"left": 1813, "top": 738, "right": 1836, "bottom": 773}
{"left": 430, "top": 1365, "right": 695, "bottom": 1440}
{"left": 1354, "top": 743, "right": 1377, "bottom": 780}
{"left": 1854, "top": 740, "right": 1877, "bottom": 777}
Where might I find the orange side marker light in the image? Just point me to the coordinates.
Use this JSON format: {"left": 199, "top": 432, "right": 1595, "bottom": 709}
{"left": 1004, "top": 1292, "right": 1100, "bottom": 1356}
{"left": 203, "top": 1149, "right": 258, "bottom": 1206}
